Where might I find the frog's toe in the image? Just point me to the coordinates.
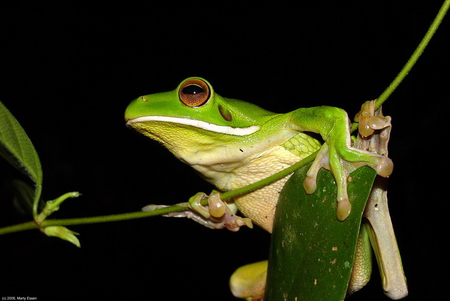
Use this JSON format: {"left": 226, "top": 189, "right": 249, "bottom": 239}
{"left": 188, "top": 192, "right": 211, "bottom": 218}
{"left": 353, "top": 152, "right": 393, "bottom": 179}
{"left": 142, "top": 204, "right": 167, "bottom": 212}
{"left": 335, "top": 173, "right": 352, "bottom": 221}
{"left": 207, "top": 191, "right": 228, "bottom": 218}
{"left": 303, "top": 143, "right": 330, "bottom": 194}
{"left": 337, "top": 198, "right": 352, "bottom": 221}
{"left": 223, "top": 213, "right": 254, "bottom": 232}
{"left": 303, "top": 174, "right": 318, "bottom": 194}
{"left": 373, "top": 156, "right": 393, "bottom": 178}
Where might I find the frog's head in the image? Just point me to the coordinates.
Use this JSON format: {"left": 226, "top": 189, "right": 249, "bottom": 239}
{"left": 125, "top": 77, "right": 274, "bottom": 159}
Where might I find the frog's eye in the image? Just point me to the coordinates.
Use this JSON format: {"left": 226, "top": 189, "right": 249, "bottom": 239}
{"left": 179, "top": 78, "right": 211, "bottom": 107}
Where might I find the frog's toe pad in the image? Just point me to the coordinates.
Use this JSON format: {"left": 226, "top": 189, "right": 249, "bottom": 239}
{"left": 223, "top": 213, "right": 253, "bottom": 232}
{"left": 373, "top": 156, "right": 393, "bottom": 178}
{"left": 337, "top": 198, "right": 352, "bottom": 221}
{"left": 303, "top": 175, "right": 317, "bottom": 194}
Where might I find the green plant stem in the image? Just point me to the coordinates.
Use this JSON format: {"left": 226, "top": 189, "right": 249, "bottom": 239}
{"left": 350, "top": 0, "right": 449, "bottom": 133}
{"left": 0, "top": 221, "right": 38, "bottom": 235}
{"left": 41, "top": 205, "right": 188, "bottom": 227}
{"left": 0, "top": 205, "right": 188, "bottom": 235}
{"left": 32, "top": 183, "right": 42, "bottom": 219}
{"left": 377, "top": 0, "right": 449, "bottom": 108}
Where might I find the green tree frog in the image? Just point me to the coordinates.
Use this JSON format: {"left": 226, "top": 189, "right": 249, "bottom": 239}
{"left": 125, "top": 77, "right": 403, "bottom": 300}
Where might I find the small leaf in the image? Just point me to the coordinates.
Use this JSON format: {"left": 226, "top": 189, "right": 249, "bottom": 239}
{"left": 43, "top": 226, "right": 81, "bottom": 248}
{"left": 266, "top": 165, "right": 376, "bottom": 301}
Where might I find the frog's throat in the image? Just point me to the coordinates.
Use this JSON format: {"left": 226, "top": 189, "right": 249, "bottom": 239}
{"left": 127, "top": 116, "right": 260, "bottom": 136}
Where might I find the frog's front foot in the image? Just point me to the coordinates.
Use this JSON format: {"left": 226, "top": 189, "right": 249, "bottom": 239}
{"left": 304, "top": 100, "right": 393, "bottom": 221}
{"left": 142, "top": 192, "right": 253, "bottom": 232}
{"left": 189, "top": 191, "right": 253, "bottom": 232}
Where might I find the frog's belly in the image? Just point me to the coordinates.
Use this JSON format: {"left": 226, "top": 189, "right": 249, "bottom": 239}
{"left": 223, "top": 146, "right": 303, "bottom": 233}
{"left": 234, "top": 174, "right": 292, "bottom": 233}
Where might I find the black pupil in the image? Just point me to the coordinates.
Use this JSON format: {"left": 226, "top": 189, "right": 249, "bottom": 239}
{"left": 182, "top": 85, "right": 204, "bottom": 95}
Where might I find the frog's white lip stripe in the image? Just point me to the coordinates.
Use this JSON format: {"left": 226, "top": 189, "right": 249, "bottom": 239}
{"left": 128, "top": 116, "right": 260, "bottom": 136}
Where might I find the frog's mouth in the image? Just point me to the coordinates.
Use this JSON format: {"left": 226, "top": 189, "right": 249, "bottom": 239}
{"left": 127, "top": 115, "right": 260, "bottom": 136}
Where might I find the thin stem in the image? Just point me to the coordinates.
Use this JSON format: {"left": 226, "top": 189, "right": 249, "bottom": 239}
{"left": 0, "top": 221, "right": 39, "bottom": 235}
{"left": 41, "top": 205, "right": 188, "bottom": 227}
{"left": 375, "top": 0, "right": 449, "bottom": 109}
{"left": 32, "top": 184, "right": 42, "bottom": 220}
{"left": 350, "top": 0, "right": 449, "bottom": 133}
{"left": 0, "top": 205, "right": 188, "bottom": 235}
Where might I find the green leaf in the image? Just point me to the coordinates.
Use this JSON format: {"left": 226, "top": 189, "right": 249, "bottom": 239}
{"left": 266, "top": 165, "right": 376, "bottom": 301}
{"left": 43, "top": 226, "right": 80, "bottom": 248}
{"left": 0, "top": 101, "right": 43, "bottom": 216}
{"left": 0, "top": 102, "right": 43, "bottom": 185}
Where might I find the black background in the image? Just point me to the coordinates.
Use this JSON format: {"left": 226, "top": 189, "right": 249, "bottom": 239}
{"left": 0, "top": 1, "right": 448, "bottom": 300}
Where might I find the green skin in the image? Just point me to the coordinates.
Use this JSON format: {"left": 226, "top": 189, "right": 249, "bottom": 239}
{"left": 125, "top": 77, "right": 406, "bottom": 300}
